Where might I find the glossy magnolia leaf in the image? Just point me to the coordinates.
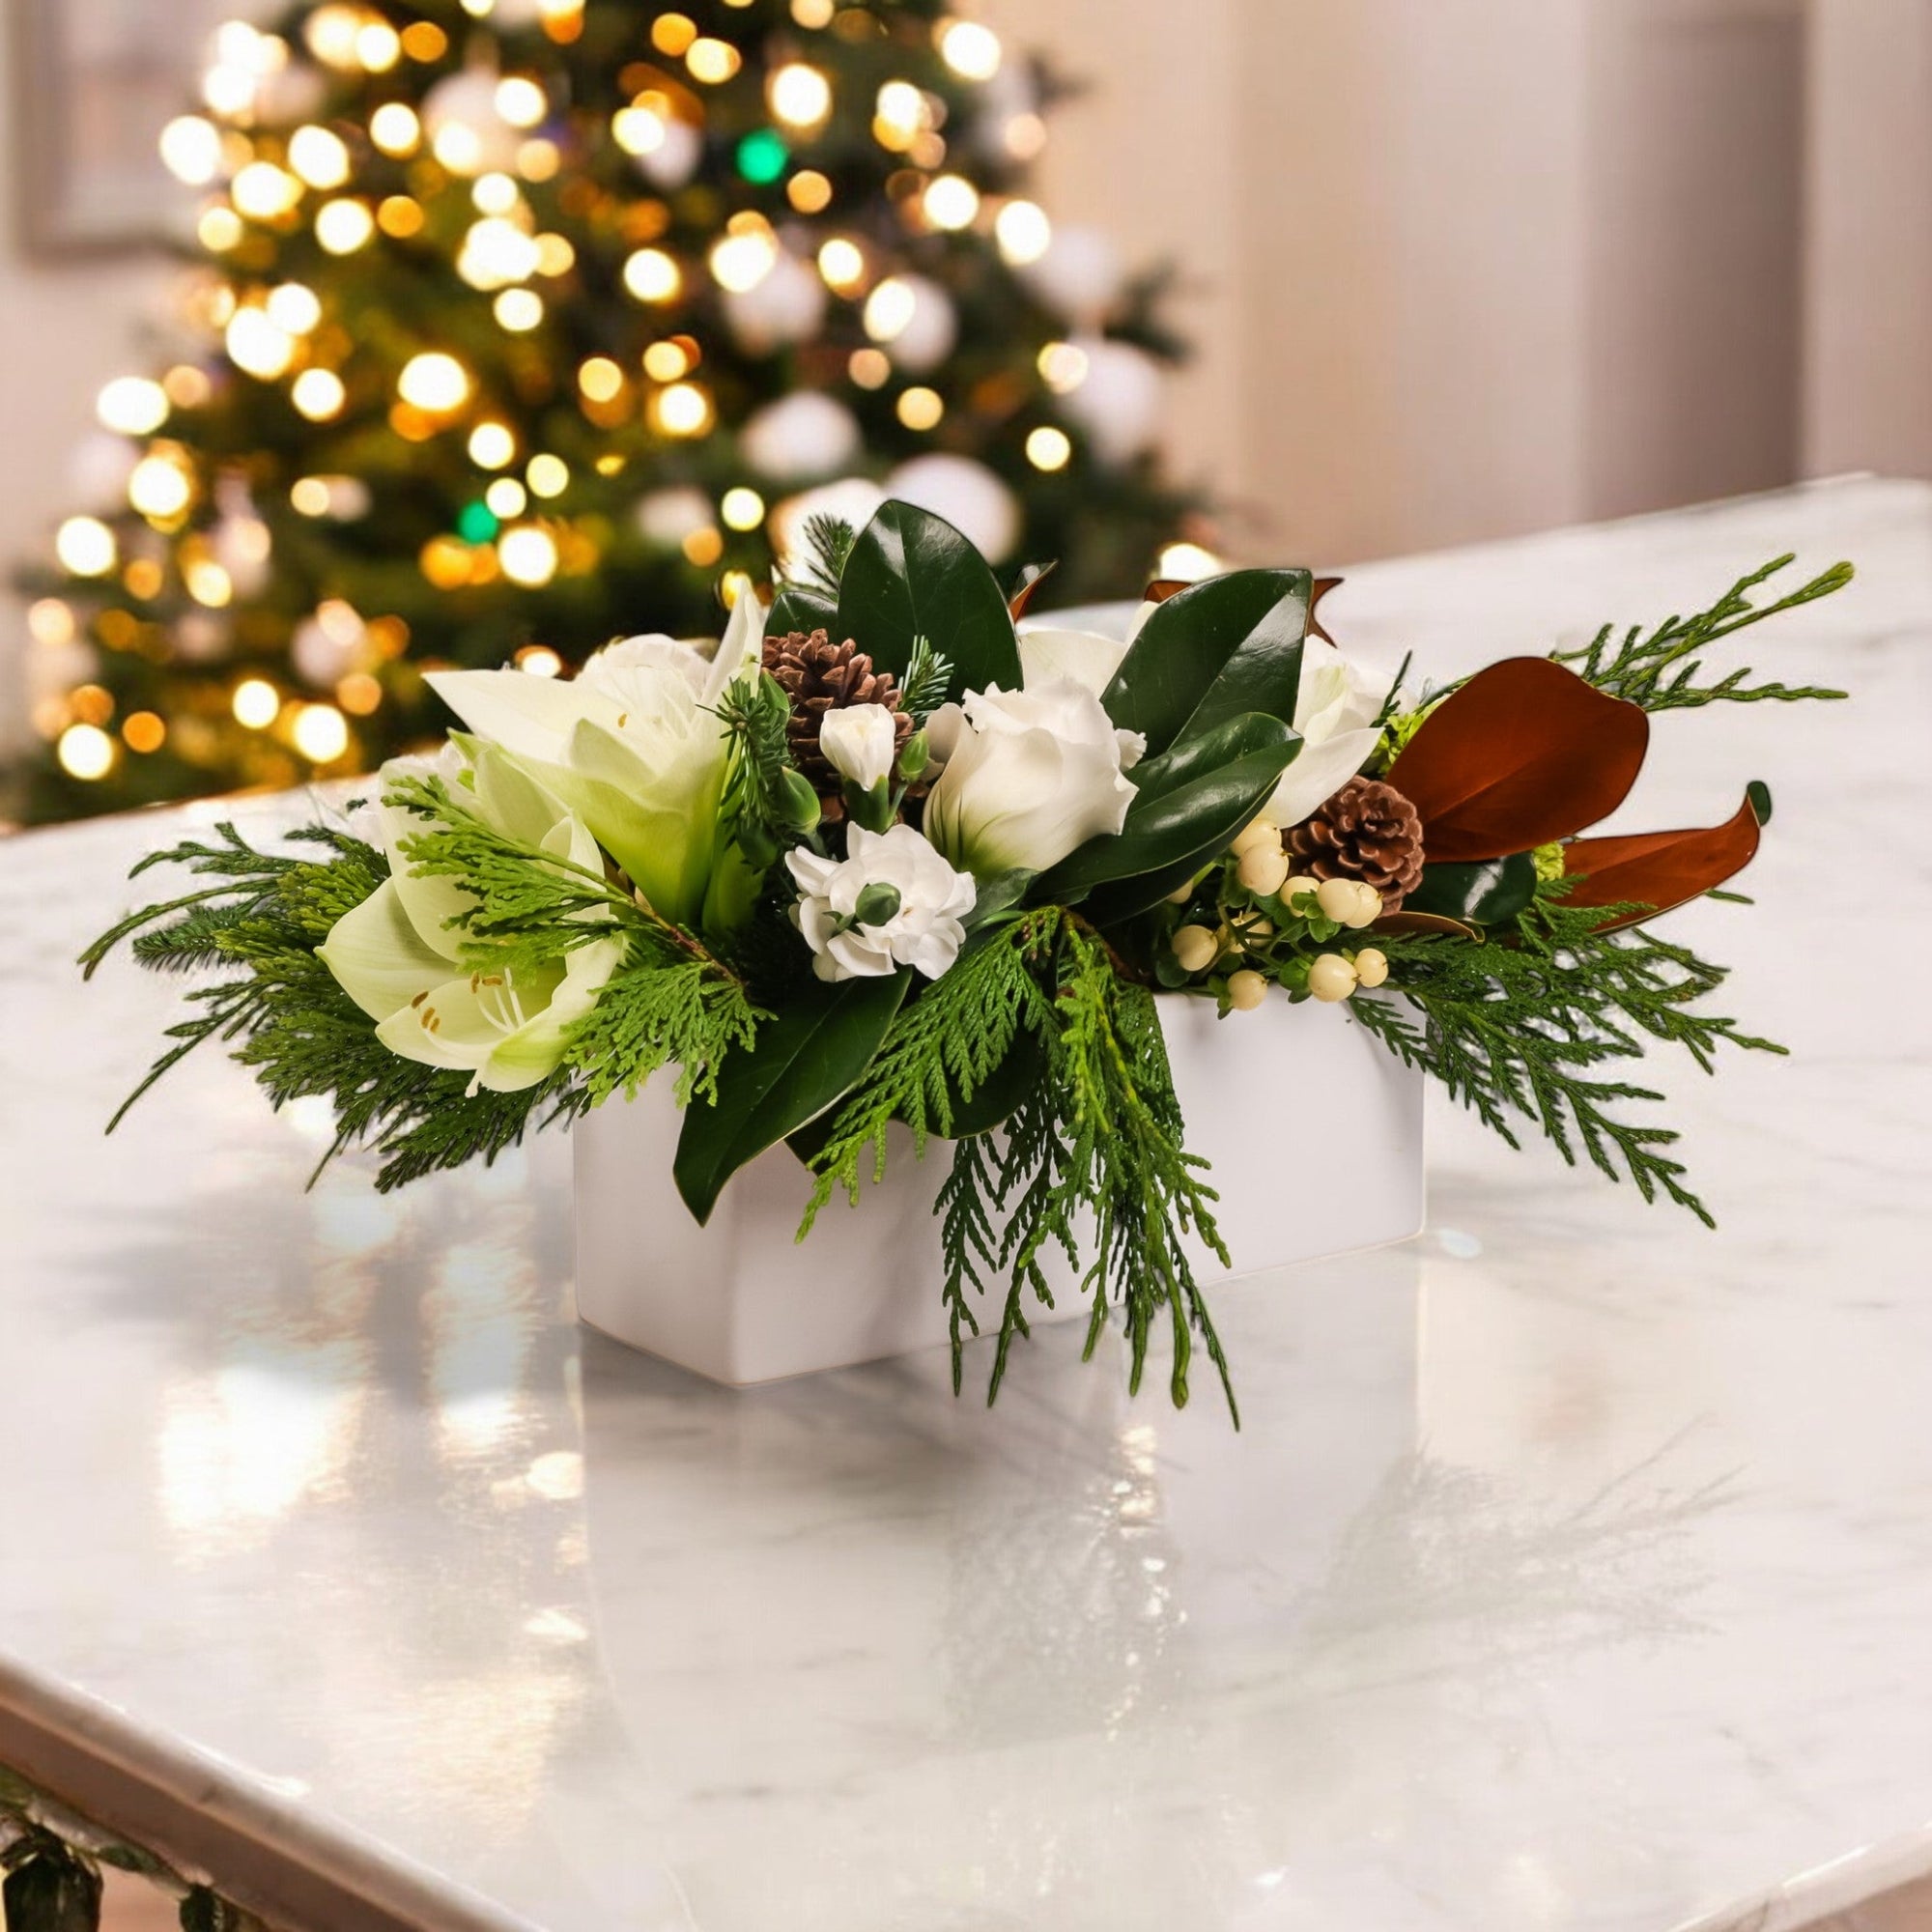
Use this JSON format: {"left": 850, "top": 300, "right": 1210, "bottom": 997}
{"left": 674, "top": 971, "right": 909, "bottom": 1224}
{"left": 1051, "top": 723, "right": 1306, "bottom": 923}
{"left": 1560, "top": 792, "right": 1763, "bottom": 931}
{"left": 1747, "top": 778, "right": 1774, "bottom": 826}
{"left": 1402, "top": 853, "right": 1539, "bottom": 926}
{"left": 767, "top": 582, "right": 838, "bottom": 637}
{"left": 1100, "top": 568, "right": 1312, "bottom": 755}
{"left": 837, "top": 500, "right": 1020, "bottom": 698}
{"left": 1007, "top": 559, "right": 1058, "bottom": 619}
{"left": 1035, "top": 714, "right": 1299, "bottom": 909}
{"left": 1387, "top": 656, "right": 1649, "bottom": 863}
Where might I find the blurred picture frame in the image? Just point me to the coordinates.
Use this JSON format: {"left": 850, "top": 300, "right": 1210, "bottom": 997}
{"left": 9, "top": 0, "right": 206, "bottom": 258}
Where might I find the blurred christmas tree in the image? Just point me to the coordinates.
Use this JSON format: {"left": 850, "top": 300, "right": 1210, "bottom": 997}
{"left": 14, "top": 0, "right": 1203, "bottom": 822}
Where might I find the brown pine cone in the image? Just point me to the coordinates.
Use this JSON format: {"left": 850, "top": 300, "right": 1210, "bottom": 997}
{"left": 1285, "top": 776, "right": 1426, "bottom": 911}
{"left": 761, "top": 628, "right": 914, "bottom": 792}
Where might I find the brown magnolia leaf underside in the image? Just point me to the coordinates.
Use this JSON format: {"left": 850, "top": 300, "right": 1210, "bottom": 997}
{"left": 1387, "top": 656, "right": 1649, "bottom": 864}
{"left": 1007, "top": 559, "right": 1058, "bottom": 620}
{"left": 1561, "top": 794, "right": 1763, "bottom": 932}
{"left": 1372, "top": 908, "right": 1480, "bottom": 940}
{"left": 1308, "top": 575, "right": 1344, "bottom": 644}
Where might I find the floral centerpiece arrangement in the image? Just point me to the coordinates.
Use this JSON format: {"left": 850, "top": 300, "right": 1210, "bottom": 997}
{"left": 87, "top": 504, "right": 1849, "bottom": 1415}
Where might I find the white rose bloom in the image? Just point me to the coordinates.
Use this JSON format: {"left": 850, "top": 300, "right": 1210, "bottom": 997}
{"left": 1012, "top": 599, "right": 1151, "bottom": 697}
{"left": 317, "top": 742, "right": 624, "bottom": 1094}
{"left": 425, "top": 595, "right": 765, "bottom": 926}
{"left": 1267, "top": 635, "right": 1391, "bottom": 829}
{"left": 923, "top": 678, "right": 1145, "bottom": 878}
{"left": 818, "top": 701, "right": 899, "bottom": 792}
{"left": 786, "top": 824, "right": 977, "bottom": 982}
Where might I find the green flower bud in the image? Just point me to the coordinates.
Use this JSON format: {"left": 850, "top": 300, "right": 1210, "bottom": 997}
{"left": 852, "top": 880, "right": 903, "bottom": 928}
{"left": 898, "top": 727, "right": 930, "bottom": 781}
{"left": 780, "top": 766, "right": 822, "bottom": 831}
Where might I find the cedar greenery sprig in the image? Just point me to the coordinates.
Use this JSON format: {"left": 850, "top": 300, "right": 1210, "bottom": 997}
{"left": 1353, "top": 884, "right": 1784, "bottom": 1224}
{"left": 1552, "top": 554, "right": 1853, "bottom": 711}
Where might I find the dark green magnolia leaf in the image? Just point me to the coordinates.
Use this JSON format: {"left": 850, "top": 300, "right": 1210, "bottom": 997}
{"left": 1403, "top": 852, "right": 1539, "bottom": 926}
{"left": 837, "top": 501, "right": 1021, "bottom": 696}
{"left": 1037, "top": 722, "right": 1301, "bottom": 924}
{"left": 1746, "top": 778, "right": 1773, "bottom": 826}
{"left": 1099, "top": 568, "right": 1312, "bottom": 755}
{"left": 962, "top": 867, "right": 1036, "bottom": 931}
{"left": 675, "top": 971, "right": 909, "bottom": 1223}
{"left": 766, "top": 583, "right": 838, "bottom": 637}
{"left": 1125, "top": 711, "right": 1302, "bottom": 808}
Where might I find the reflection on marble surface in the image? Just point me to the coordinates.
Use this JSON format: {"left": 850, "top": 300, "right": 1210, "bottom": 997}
{"left": 3, "top": 478, "right": 1931, "bottom": 1931}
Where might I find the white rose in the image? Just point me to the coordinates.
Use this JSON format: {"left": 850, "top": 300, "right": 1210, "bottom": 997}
{"left": 1267, "top": 635, "right": 1390, "bottom": 828}
{"left": 786, "top": 824, "right": 977, "bottom": 982}
{"left": 818, "top": 702, "right": 899, "bottom": 792}
{"left": 1012, "top": 599, "right": 1151, "bottom": 697}
{"left": 922, "top": 679, "right": 1146, "bottom": 878}
{"left": 318, "top": 742, "right": 624, "bottom": 1094}
{"left": 425, "top": 594, "right": 765, "bottom": 926}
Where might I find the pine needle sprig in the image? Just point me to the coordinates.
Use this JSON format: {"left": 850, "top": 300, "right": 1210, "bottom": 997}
{"left": 792, "top": 513, "right": 857, "bottom": 601}
{"left": 1355, "top": 888, "right": 1785, "bottom": 1224}
{"left": 897, "top": 634, "right": 955, "bottom": 720}
{"left": 800, "top": 913, "right": 1056, "bottom": 1227}
{"left": 1552, "top": 554, "right": 1853, "bottom": 711}
{"left": 712, "top": 669, "right": 799, "bottom": 860}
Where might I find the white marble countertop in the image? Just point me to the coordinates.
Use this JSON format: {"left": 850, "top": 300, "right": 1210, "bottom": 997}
{"left": 3, "top": 475, "right": 1929, "bottom": 1932}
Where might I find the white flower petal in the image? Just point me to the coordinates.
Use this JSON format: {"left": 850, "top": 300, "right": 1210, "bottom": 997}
{"left": 317, "top": 878, "right": 450, "bottom": 1020}
{"left": 1266, "top": 724, "right": 1383, "bottom": 829}
{"left": 1017, "top": 627, "right": 1128, "bottom": 697}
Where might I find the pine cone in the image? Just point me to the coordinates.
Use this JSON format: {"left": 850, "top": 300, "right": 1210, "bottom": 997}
{"left": 1285, "top": 776, "right": 1426, "bottom": 911}
{"left": 761, "top": 628, "right": 913, "bottom": 794}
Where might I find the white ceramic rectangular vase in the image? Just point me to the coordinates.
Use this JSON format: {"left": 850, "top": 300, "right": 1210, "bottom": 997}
{"left": 573, "top": 994, "right": 1426, "bottom": 1386}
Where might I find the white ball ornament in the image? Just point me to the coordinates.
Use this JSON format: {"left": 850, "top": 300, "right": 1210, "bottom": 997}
{"left": 291, "top": 613, "right": 360, "bottom": 688}
{"left": 724, "top": 251, "right": 828, "bottom": 356}
{"left": 1226, "top": 969, "right": 1268, "bottom": 1012}
{"left": 1353, "top": 948, "right": 1390, "bottom": 989}
{"left": 637, "top": 116, "right": 701, "bottom": 192}
{"left": 1022, "top": 225, "right": 1124, "bottom": 326}
{"left": 423, "top": 70, "right": 523, "bottom": 174}
{"left": 740, "top": 393, "right": 864, "bottom": 483}
{"left": 1056, "top": 337, "right": 1164, "bottom": 467}
{"left": 872, "top": 275, "right": 956, "bottom": 374}
{"left": 1171, "top": 924, "right": 1218, "bottom": 975}
{"left": 885, "top": 454, "right": 1019, "bottom": 561}
{"left": 1307, "top": 953, "right": 1359, "bottom": 1003}
{"left": 635, "top": 486, "right": 715, "bottom": 547}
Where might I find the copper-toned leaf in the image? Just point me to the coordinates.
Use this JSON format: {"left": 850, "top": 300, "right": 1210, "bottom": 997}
{"left": 1007, "top": 558, "right": 1058, "bottom": 619}
{"left": 1387, "top": 657, "right": 1648, "bottom": 863}
{"left": 1309, "top": 575, "right": 1344, "bottom": 644}
{"left": 1373, "top": 908, "right": 1479, "bottom": 940}
{"left": 1561, "top": 793, "right": 1763, "bottom": 931}
{"left": 1142, "top": 578, "right": 1189, "bottom": 606}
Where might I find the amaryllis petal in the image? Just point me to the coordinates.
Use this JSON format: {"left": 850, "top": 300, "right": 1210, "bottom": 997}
{"left": 1387, "top": 657, "right": 1649, "bottom": 862}
{"left": 1560, "top": 793, "right": 1763, "bottom": 931}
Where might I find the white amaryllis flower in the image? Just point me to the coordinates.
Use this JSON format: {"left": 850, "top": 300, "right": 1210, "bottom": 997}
{"left": 785, "top": 823, "right": 976, "bottom": 982}
{"left": 317, "top": 744, "right": 624, "bottom": 1094}
{"left": 1267, "top": 634, "right": 1390, "bottom": 828}
{"left": 818, "top": 702, "right": 898, "bottom": 792}
{"left": 923, "top": 679, "right": 1145, "bottom": 878}
{"left": 424, "top": 594, "right": 765, "bottom": 927}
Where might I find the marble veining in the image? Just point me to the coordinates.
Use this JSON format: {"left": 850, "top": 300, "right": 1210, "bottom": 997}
{"left": 2, "top": 477, "right": 1929, "bottom": 1931}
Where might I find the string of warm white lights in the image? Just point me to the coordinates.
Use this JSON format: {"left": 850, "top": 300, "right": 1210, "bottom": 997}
{"left": 24, "top": 0, "right": 1203, "bottom": 813}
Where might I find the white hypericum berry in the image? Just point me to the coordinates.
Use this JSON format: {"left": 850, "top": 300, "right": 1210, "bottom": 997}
{"left": 1307, "top": 952, "right": 1359, "bottom": 1003}
{"left": 1236, "top": 841, "right": 1290, "bottom": 897}
{"left": 1315, "top": 877, "right": 1361, "bottom": 923}
{"left": 1342, "top": 880, "right": 1382, "bottom": 928}
{"left": 1230, "top": 815, "right": 1280, "bottom": 857}
{"left": 1353, "top": 947, "right": 1389, "bottom": 988}
{"left": 1226, "top": 968, "right": 1267, "bottom": 1011}
{"left": 1172, "top": 923, "right": 1219, "bottom": 973}
{"left": 1284, "top": 873, "right": 1322, "bottom": 909}
{"left": 1165, "top": 873, "right": 1200, "bottom": 905}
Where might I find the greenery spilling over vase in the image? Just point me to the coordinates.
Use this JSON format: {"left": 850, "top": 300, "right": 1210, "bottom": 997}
{"left": 86, "top": 503, "right": 1851, "bottom": 1418}
{"left": 17, "top": 0, "right": 1195, "bottom": 822}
